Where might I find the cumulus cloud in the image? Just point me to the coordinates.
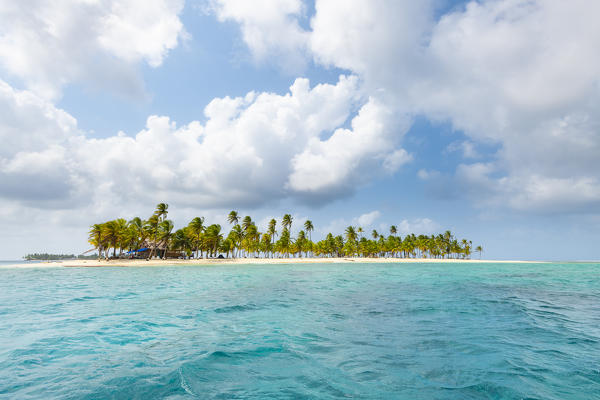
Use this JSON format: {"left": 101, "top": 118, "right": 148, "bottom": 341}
{"left": 217, "top": 0, "right": 600, "bottom": 215}
{"left": 417, "top": 169, "right": 440, "bottom": 181}
{"left": 287, "top": 97, "right": 412, "bottom": 199}
{"left": 445, "top": 141, "right": 479, "bottom": 159}
{"left": 0, "top": 80, "right": 77, "bottom": 157}
{"left": 0, "top": 75, "right": 412, "bottom": 213}
{"left": 11, "top": 0, "right": 599, "bottom": 217}
{"left": 0, "top": 80, "right": 86, "bottom": 207}
{"left": 398, "top": 218, "right": 440, "bottom": 236}
{"left": 356, "top": 210, "right": 381, "bottom": 227}
{"left": 209, "top": 0, "right": 309, "bottom": 71}
{"left": 456, "top": 163, "right": 600, "bottom": 214}
{"left": 4, "top": 0, "right": 600, "bottom": 261}
{"left": 319, "top": 210, "right": 383, "bottom": 236}
{"left": 423, "top": 0, "right": 600, "bottom": 212}
{"left": 0, "top": 0, "right": 186, "bottom": 99}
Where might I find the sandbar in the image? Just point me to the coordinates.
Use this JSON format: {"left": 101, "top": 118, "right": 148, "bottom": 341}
{"left": 1, "top": 257, "right": 545, "bottom": 268}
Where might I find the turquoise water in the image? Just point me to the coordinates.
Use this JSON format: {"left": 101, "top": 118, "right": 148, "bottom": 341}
{"left": 0, "top": 260, "right": 44, "bottom": 265}
{"left": 1, "top": 263, "right": 599, "bottom": 399}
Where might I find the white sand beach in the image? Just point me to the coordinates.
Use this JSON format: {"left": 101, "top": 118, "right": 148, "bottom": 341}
{"left": 1, "top": 257, "right": 544, "bottom": 268}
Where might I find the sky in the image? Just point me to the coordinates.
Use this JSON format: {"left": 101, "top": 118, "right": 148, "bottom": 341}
{"left": 1, "top": 0, "right": 599, "bottom": 261}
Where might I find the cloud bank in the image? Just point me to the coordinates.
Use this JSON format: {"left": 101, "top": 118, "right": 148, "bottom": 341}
{"left": 213, "top": 0, "right": 600, "bottom": 214}
{"left": 2, "top": 0, "right": 600, "bottom": 255}
{"left": 0, "top": 0, "right": 186, "bottom": 99}
{"left": 0, "top": 75, "right": 412, "bottom": 215}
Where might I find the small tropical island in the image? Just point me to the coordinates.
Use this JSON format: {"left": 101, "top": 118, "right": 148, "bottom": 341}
{"left": 85, "top": 203, "right": 482, "bottom": 262}
{"left": 23, "top": 253, "right": 98, "bottom": 261}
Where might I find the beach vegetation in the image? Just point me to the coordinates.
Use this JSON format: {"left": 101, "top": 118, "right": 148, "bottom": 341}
{"left": 23, "top": 253, "right": 98, "bottom": 261}
{"left": 88, "top": 204, "right": 481, "bottom": 260}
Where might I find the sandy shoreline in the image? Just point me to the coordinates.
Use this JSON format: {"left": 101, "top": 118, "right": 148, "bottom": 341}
{"left": 1, "top": 257, "right": 545, "bottom": 268}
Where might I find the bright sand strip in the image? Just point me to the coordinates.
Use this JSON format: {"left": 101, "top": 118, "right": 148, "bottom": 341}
{"left": 1, "top": 258, "right": 544, "bottom": 268}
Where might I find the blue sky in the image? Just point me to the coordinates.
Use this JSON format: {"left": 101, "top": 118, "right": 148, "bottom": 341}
{"left": 1, "top": 0, "right": 599, "bottom": 260}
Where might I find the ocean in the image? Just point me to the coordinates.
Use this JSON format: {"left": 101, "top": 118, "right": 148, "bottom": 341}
{"left": 0, "top": 262, "right": 598, "bottom": 399}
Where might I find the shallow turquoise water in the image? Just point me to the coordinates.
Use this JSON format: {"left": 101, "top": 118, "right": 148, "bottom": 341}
{"left": 1, "top": 262, "right": 599, "bottom": 399}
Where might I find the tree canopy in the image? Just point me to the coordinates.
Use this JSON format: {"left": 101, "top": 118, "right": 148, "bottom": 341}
{"left": 89, "top": 204, "right": 480, "bottom": 260}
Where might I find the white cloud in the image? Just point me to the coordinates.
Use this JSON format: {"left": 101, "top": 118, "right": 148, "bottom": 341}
{"left": 210, "top": 0, "right": 308, "bottom": 71}
{"left": 445, "top": 141, "right": 479, "bottom": 159}
{"left": 4, "top": 0, "right": 600, "bottom": 259}
{"left": 417, "top": 169, "right": 439, "bottom": 181}
{"left": 456, "top": 163, "right": 600, "bottom": 214}
{"left": 0, "top": 75, "right": 411, "bottom": 212}
{"left": 0, "top": 0, "right": 186, "bottom": 99}
{"left": 319, "top": 210, "right": 382, "bottom": 236}
{"left": 287, "top": 97, "right": 412, "bottom": 198}
{"left": 356, "top": 210, "right": 381, "bottom": 227}
{"left": 0, "top": 80, "right": 77, "bottom": 157}
{"left": 398, "top": 218, "right": 440, "bottom": 236}
{"left": 217, "top": 0, "right": 600, "bottom": 215}
{"left": 425, "top": 1, "right": 600, "bottom": 212}
{"left": 309, "top": 0, "right": 433, "bottom": 96}
{"left": 0, "top": 80, "right": 86, "bottom": 206}
{"left": 98, "top": 0, "right": 186, "bottom": 67}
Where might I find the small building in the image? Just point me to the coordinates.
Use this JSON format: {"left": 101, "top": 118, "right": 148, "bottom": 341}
{"left": 127, "top": 241, "right": 185, "bottom": 259}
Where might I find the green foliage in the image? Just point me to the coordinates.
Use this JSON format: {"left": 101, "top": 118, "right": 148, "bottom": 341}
{"left": 88, "top": 204, "right": 480, "bottom": 260}
{"left": 24, "top": 253, "right": 98, "bottom": 260}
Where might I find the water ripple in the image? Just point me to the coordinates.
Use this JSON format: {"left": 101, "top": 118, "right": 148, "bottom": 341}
{"left": 0, "top": 262, "right": 599, "bottom": 399}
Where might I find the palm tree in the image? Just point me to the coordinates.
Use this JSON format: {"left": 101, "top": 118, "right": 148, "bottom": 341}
{"left": 277, "top": 228, "right": 291, "bottom": 258}
{"left": 297, "top": 230, "right": 307, "bottom": 257}
{"left": 171, "top": 228, "right": 192, "bottom": 257}
{"left": 334, "top": 235, "right": 344, "bottom": 257}
{"left": 460, "top": 239, "right": 469, "bottom": 259}
{"left": 229, "top": 224, "right": 243, "bottom": 258}
{"left": 102, "top": 220, "right": 122, "bottom": 257}
{"left": 244, "top": 223, "right": 260, "bottom": 257}
{"left": 88, "top": 224, "right": 105, "bottom": 259}
{"left": 345, "top": 226, "right": 357, "bottom": 243}
{"left": 187, "top": 217, "right": 205, "bottom": 258}
{"left": 113, "top": 218, "right": 128, "bottom": 256}
{"left": 304, "top": 220, "right": 314, "bottom": 256}
{"left": 260, "top": 233, "right": 272, "bottom": 258}
{"left": 342, "top": 237, "right": 356, "bottom": 256}
{"left": 90, "top": 204, "right": 481, "bottom": 262}
{"left": 282, "top": 214, "right": 293, "bottom": 232}
{"left": 268, "top": 219, "right": 277, "bottom": 257}
{"left": 303, "top": 220, "right": 314, "bottom": 240}
{"left": 443, "top": 230, "right": 453, "bottom": 259}
{"left": 416, "top": 235, "right": 428, "bottom": 258}
{"left": 242, "top": 216, "right": 253, "bottom": 233}
{"left": 220, "top": 238, "right": 234, "bottom": 258}
{"left": 128, "top": 217, "right": 145, "bottom": 251}
{"left": 159, "top": 220, "right": 174, "bottom": 258}
{"left": 155, "top": 203, "right": 169, "bottom": 221}
{"left": 204, "top": 224, "right": 223, "bottom": 257}
{"left": 228, "top": 210, "right": 239, "bottom": 226}
{"left": 147, "top": 204, "right": 168, "bottom": 259}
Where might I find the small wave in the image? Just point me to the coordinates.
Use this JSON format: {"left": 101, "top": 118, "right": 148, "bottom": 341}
{"left": 442, "top": 381, "right": 523, "bottom": 398}
{"left": 355, "top": 370, "right": 382, "bottom": 382}
{"left": 205, "top": 346, "right": 288, "bottom": 361}
{"left": 178, "top": 366, "right": 196, "bottom": 396}
{"left": 112, "top": 291, "right": 138, "bottom": 300}
{"left": 214, "top": 303, "right": 258, "bottom": 313}
{"left": 67, "top": 295, "right": 102, "bottom": 304}
{"left": 208, "top": 350, "right": 232, "bottom": 359}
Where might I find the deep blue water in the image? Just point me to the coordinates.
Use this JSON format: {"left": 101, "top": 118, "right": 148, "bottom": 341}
{"left": 0, "top": 262, "right": 599, "bottom": 399}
